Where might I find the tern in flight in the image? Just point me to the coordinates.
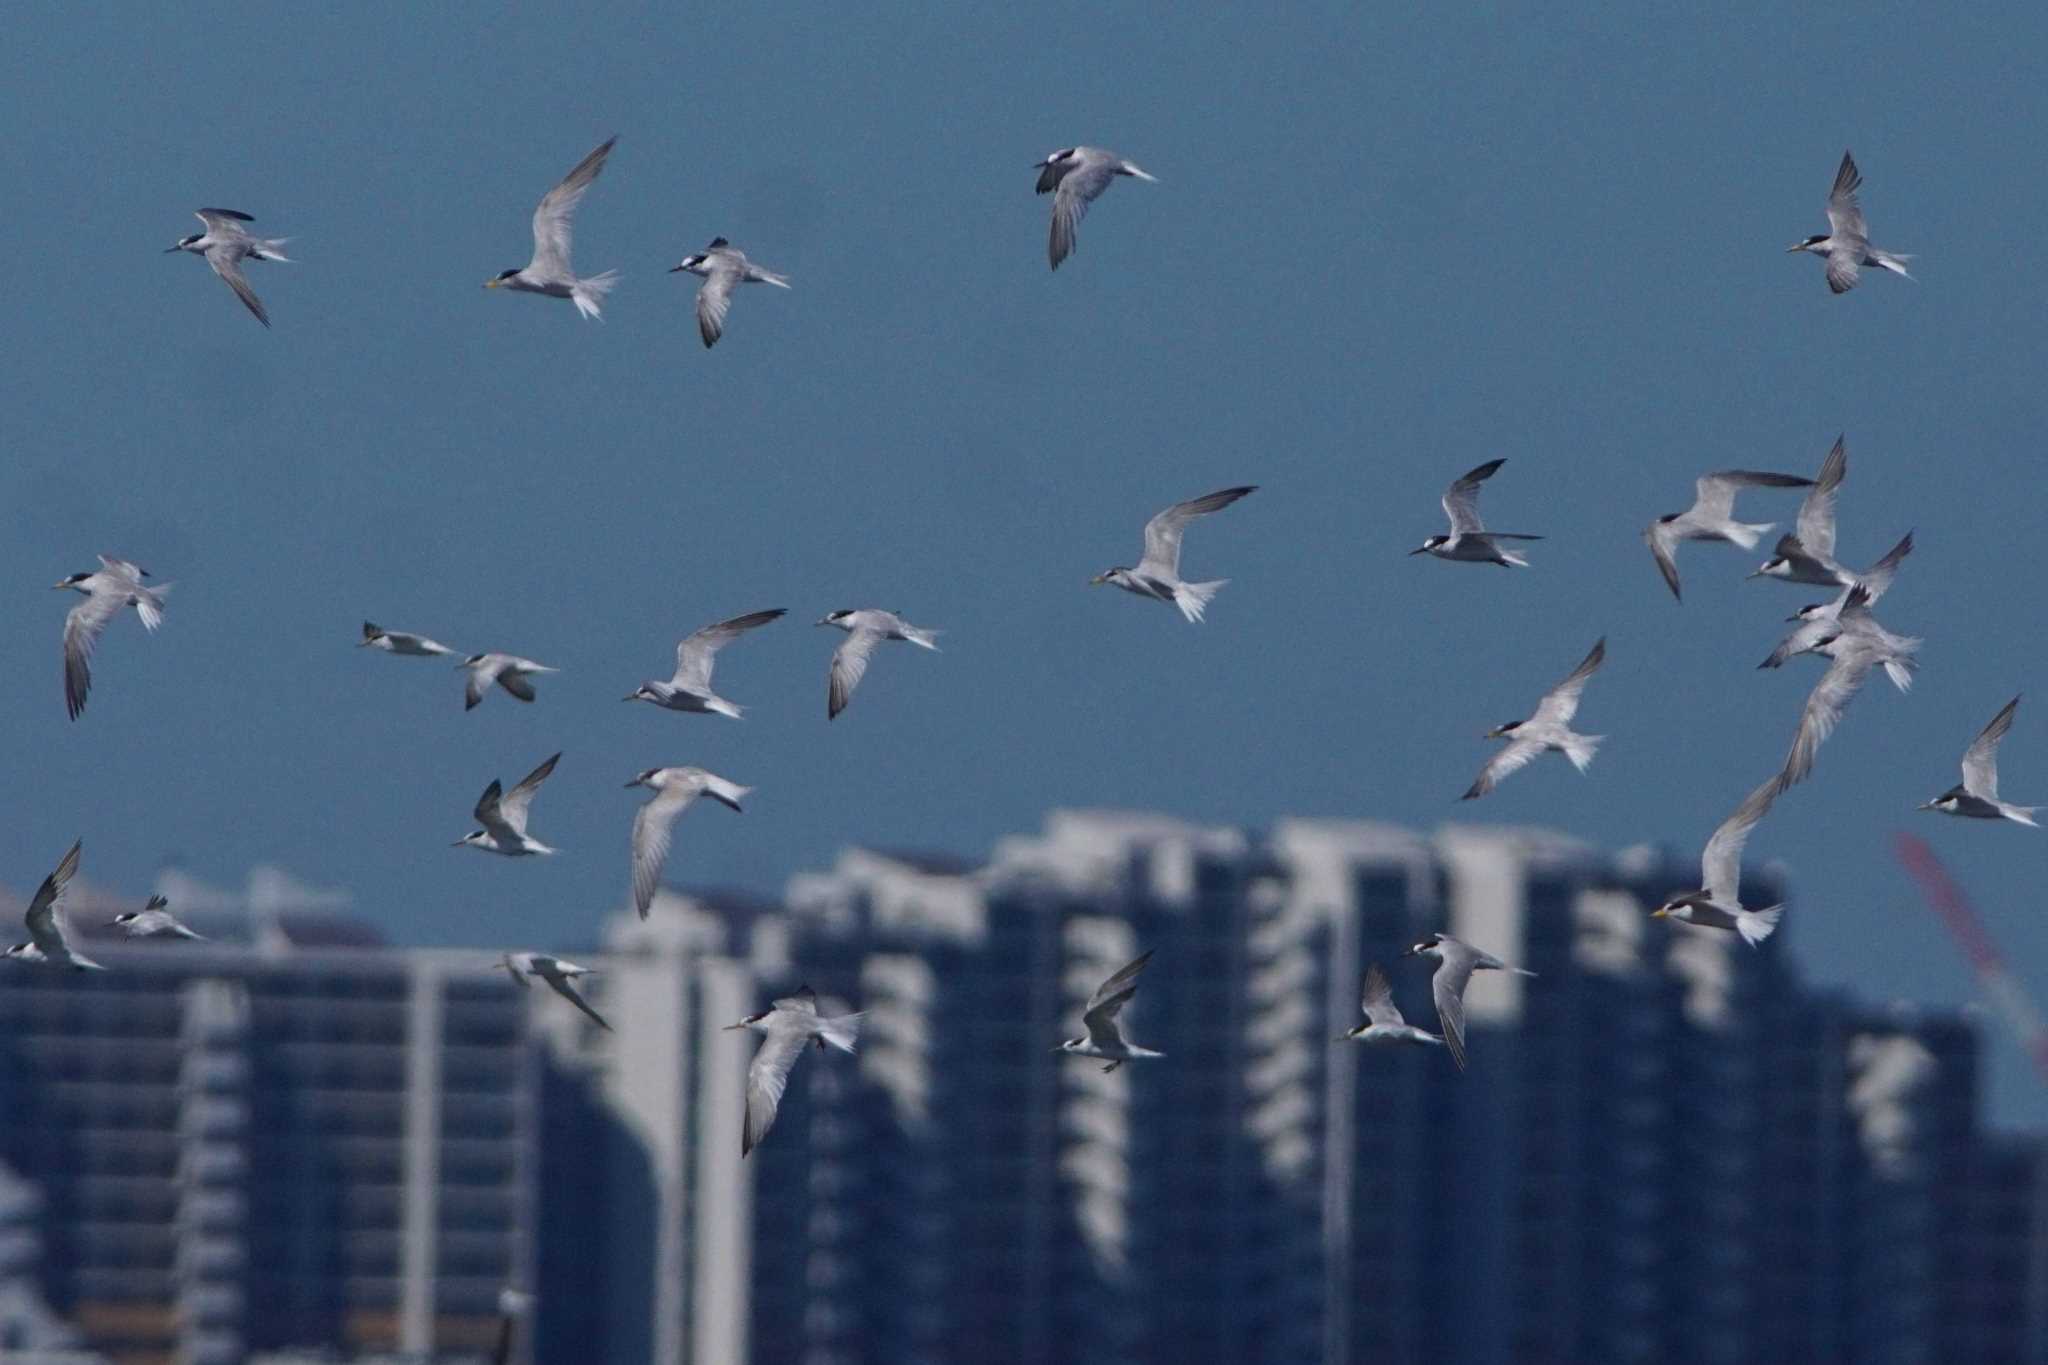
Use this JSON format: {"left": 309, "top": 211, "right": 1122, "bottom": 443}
{"left": 726, "top": 986, "right": 862, "bottom": 1156}
{"left": 1652, "top": 777, "right": 1788, "bottom": 946}
{"left": 1034, "top": 145, "right": 1157, "bottom": 270}
{"left": 5, "top": 841, "right": 103, "bottom": 971}
{"left": 1402, "top": 932, "right": 1535, "bottom": 1071}
{"left": 1921, "top": 696, "right": 2038, "bottom": 827}
{"left": 165, "top": 208, "right": 291, "bottom": 327}
{"left": 1338, "top": 963, "right": 1446, "bottom": 1050}
{"left": 1788, "top": 150, "right": 1913, "bottom": 294}
{"left": 1054, "top": 950, "right": 1164, "bottom": 1073}
{"left": 1411, "top": 460, "right": 1542, "bottom": 567}
{"left": 1091, "top": 485, "right": 1257, "bottom": 623}
{"left": 485, "top": 136, "right": 619, "bottom": 319}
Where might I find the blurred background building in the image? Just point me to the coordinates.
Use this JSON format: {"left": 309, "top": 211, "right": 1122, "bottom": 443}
{"left": 3, "top": 811, "right": 2045, "bottom": 1364}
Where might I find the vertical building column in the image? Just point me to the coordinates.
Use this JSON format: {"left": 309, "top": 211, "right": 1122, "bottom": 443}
{"left": 693, "top": 957, "right": 754, "bottom": 1365}
{"left": 174, "top": 979, "right": 251, "bottom": 1365}
{"left": 400, "top": 959, "right": 446, "bottom": 1353}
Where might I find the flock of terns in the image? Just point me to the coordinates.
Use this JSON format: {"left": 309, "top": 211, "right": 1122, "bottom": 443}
{"left": 4, "top": 142, "right": 2037, "bottom": 1165}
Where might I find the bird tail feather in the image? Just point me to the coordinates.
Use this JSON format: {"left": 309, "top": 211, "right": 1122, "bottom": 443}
{"left": 752, "top": 267, "right": 792, "bottom": 289}
{"left": 572, "top": 271, "right": 620, "bottom": 320}
{"left": 819, "top": 1012, "right": 863, "bottom": 1053}
{"left": 1874, "top": 251, "right": 1915, "bottom": 280}
{"left": 1175, "top": 579, "right": 1228, "bottom": 623}
{"left": 135, "top": 584, "right": 173, "bottom": 632}
{"left": 1500, "top": 551, "right": 1531, "bottom": 568}
{"left": 902, "top": 626, "right": 942, "bottom": 651}
{"left": 2008, "top": 807, "right": 2041, "bottom": 829}
{"left": 255, "top": 238, "right": 293, "bottom": 262}
{"left": 1737, "top": 904, "right": 1784, "bottom": 946}
{"left": 1562, "top": 733, "right": 1603, "bottom": 774}
{"left": 1727, "top": 521, "right": 1774, "bottom": 552}
{"left": 704, "top": 776, "right": 753, "bottom": 812}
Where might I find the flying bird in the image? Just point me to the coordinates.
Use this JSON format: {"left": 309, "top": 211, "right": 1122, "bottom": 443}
{"left": 1337, "top": 963, "right": 1445, "bottom": 1050}
{"left": 1652, "top": 777, "right": 1787, "bottom": 945}
{"left": 1034, "top": 146, "right": 1157, "bottom": 270}
{"left": 1776, "top": 587, "right": 1917, "bottom": 788}
{"left": 4, "top": 841, "right": 103, "bottom": 971}
{"left": 726, "top": 985, "right": 862, "bottom": 1156}
{"left": 816, "top": 610, "right": 940, "bottom": 719}
{"left": 1749, "top": 438, "right": 1910, "bottom": 589}
{"left": 1921, "top": 696, "right": 2038, "bottom": 827}
{"left": 461, "top": 653, "right": 559, "bottom": 710}
{"left": 669, "top": 238, "right": 790, "bottom": 347}
{"left": 624, "top": 767, "right": 751, "bottom": 918}
{"left": 1410, "top": 459, "right": 1543, "bottom": 567}
{"left": 624, "top": 609, "right": 786, "bottom": 717}
{"left": 1091, "top": 485, "right": 1257, "bottom": 623}
{"left": 1643, "top": 467, "right": 1815, "bottom": 601}
{"left": 1401, "top": 932, "right": 1535, "bottom": 1072}
{"left": 502, "top": 952, "right": 612, "bottom": 1030}
{"left": 1461, "top": 638, "right": 1606, "bottom": 800}
{"left": 1760, "top": 533, "right": 1917, "bottom": 689}
{"left": 1788, "top": 150, "right": 1913, "bottom": 294}
{"left": 112, "top": 895, "right": 205, "bottom": 941}
{"left": 360, "top": 622, "right": 459, "bottom": 658}
{"left": 484, "top": 136, "right": 619, "bottom": 320}
{"left": 165, "top": 208, "right": 291, "bottom": 327}
{"left": 1055, "top": 950, "right": 1164, "bottom": 1072}
{"left": 55, "top": 555, "right": 171, "bottom": 721}
{"left": 456, "top": 753, "right": 562, "bottom": 856}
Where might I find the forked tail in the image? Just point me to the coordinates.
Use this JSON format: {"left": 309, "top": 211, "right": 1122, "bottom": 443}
{"left": 819, "top": 1012, "right": 863, "bottom": 1054}
{"left": 1174, "top": 579, "right": 1228, "bottom": 623}
{"left": 573, "top": 270, "right": 621, "bottom": 320}
{"left": 1737, "top": 904, "right": 1784, "bottom": 946}
{"left": 902, "top": 625, "right": 943, "bottom": 651}
{"left": 1562, "top": 733, "right": 1603, "bottom": 774}
{"left": 1727, "top": 520, "right": 1775, "bottom": 552}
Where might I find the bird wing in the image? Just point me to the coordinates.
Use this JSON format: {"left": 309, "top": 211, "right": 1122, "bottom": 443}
{"left": 205, "top": 245, "right": 270, "bottom": 327}
{"left": 1461, "top": 737, "right": 1546, "bottom": 802}
{"left": 1138, "top": 486, "right": 1256, "bottom": 577}
{"left": 743, "top": 1026, "right": 810, "bottom": 1156}
{"left": 473, "top": 779, "right": 513, "bottom": 838}
{"left": 1645, "top": 521, "right": 1684, "bottom": 601}
{"left": 630, "top": 785, "right": 699, "bottom": 917}
{"left": 1855, "top": 531, "right": 1914, "bottom": 604}
{"left": 464, "top": 657, "right": 502, "bottom": 710}
{"left": 195, "top": 208, "right": 255, "bottom": 231}
{"left": 1825, "top": 249, "right": 1861, "bottom": 295}
{"left": 497, "top": 668, "right": 539, "bottom": 702}
{"left": 695, "top": 265, "right": 738, "bottom": 347}
{"left": 1825, "top": 150, "right": 1867, "bottom": 242}
{"left": 1795, "top": 436, "right": 1846, "bottom": 560}
{"left": 1693, "top": 469, "right": 1813, "bottom": 521}
{"left": 23, "top": 841, "right": 82, "bottom": 958}
{"left": 1962, "top": 696, "right": 2022, "bottom": 800}
{"left": 1360, "top": 963, "right": 1406, "bottom": 1028}
{"left": 541, "top": 969, "right": 612, "bottom": 1030}
{"left": 828, "top": 628, "right": 884, "bottom": 719}
{"left": 1780, "top": 638, "right": 1880, "bottom": 788}
{"left": 672, "top": 608, "right": 784, "bottom": 690}
{"left": 1700, "top": 776, "right": 1782, "bottom": 906}
{"left": 1430, "top": 953, "right": 1477, "bottom": 1072}
{"left": 62, "top": 590, "right": 126, "bottom": 721}
{"left": 1047, "top": 159, "right": 1117, "bottom": 269}
{"left": 97, "top": 555, "right": 149, "bottom": 582}
{"left": 496, "top": 753, "right": 560, "bottom": 834}
{"left": 1531, "top": 638, "right": 1606, "bottom": 727}
{"left": 503, "top": 958, "right": 530, "bottom": 989}
{"left": 530, "top": 136, "right": 615, "bottom": 277}
{"left": 1442, "top": 459, "right": 1504, "bottom": 535}
{"left": 1081, "top": 950, "right": 1152, "bottom": 1047}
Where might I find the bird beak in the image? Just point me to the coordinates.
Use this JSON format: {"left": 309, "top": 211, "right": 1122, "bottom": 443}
{"left": 1917, "top": 800, "right": 1938, "bottom": 811}
{"left": 451, "top": 839, "right": 468, "bottom": 847}
{"left": 668, "top": 263, "right": 687, "bottom": 273}
{"left": 722, "top": 1021, "right": 748, "bottom": 1031}
{"left": 621, "top": 693, "right": 639, "bottom": 702}
{"left": 814, "top": 617, "right": 831, "bottom": 626}
{"left": 1785, "top": 242, "right": 1805, "bottom": 253}
{"left": 1650, "top": 907, "right": 1670, "bottom": 918}
{"left": 50, "top": 581, "right": 69, "bottom": 590}
{"left": 1784, "top": 613, "right": 1803, "bottom": 623}
{"left": 1746, "top": 569, "right": 1767, "bottom": 579}
{"left": 484, "top": 278, "right": 502, "bottom": 289}
{"left": 623, "top": 778, "right": 643, "bottom": 788}
{"left": 1407, "top": 547, "right": 1428, "bottom": 557}
{"left": 1090, "top": 573, "right": 1109, "bottom": 585}
{"left": 163, "top": 244, "right": 183, "bottom": 254}
{"left": 1032, "top": 159, "right": 1049, "bottom": 169}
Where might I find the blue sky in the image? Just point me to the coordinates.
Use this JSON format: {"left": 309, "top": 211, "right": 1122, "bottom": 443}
{"left": 4, "top": 7, "right": 2047, "bottom": 1120}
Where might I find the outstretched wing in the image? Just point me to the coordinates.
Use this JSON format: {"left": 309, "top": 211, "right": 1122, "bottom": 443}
{"left": 631, "top": 785, "right": 698, "bottom": 918}
{"left": 1795, "top": 436, "right": 1847, "bottom": 561}
{"left": 828, "top": 628, "right": 883, "bottom": 720}
{"left": 1693, "top": 469, "right": 1812, "bottom": 521}
{"left": 1360, "top": 963, "right": 1406, "bottom": 1028}
{"left": 1825, "top": 150, "right": 1867, "bottom": 243}
{"left": 673, "top": 609, "right": 785, "bottom": 691}
{"left": 1442, "top": 459, "right": 1504, "bottom": 535}
{"left": 543, "top": 971, "right": 612, "bottom": 1031}
{"left": 24, "top": 840, "right": 83, "bottom": 958}
{"left": 1780, "top": 639, "right": 1880, "bottom": 789}
{"left": 531, "top": 136, "right": 616, "bottom": 277}
{"left": 496, "top": 753, "right": 560, "bottom": 834}
{"left": 1700, "top": 776, "right": 1782, "bottom": 906}
{"left": 1461, "top": 737, "right": 1546, "bottom": 802}
{"left": 743, "top": 1028, "right": 810, "bottom": 1156}
{"left": 1532, "top": 638, "right": 1605, "bottom": 727}
{"left": 1048, "top": 159, "right": 1116, "bottom": 269}
{"left": 62, "top": 590, "right": 125, "bottom": 721}
{"left": 1430, "top": 954, "right": 1478, "bottom": 1072}
{"left": 1137, "top": 486, "right": 1256, "bottom": 577}
{"left": 695, "top": 266, "right": 737, "bottom": 347}
{"left": 1644, "top": 521, "right": 1685, "bottom": 602}
{"left": 1962, "top": 696, "right": 2022, "bottom": 800}
{"left": 206, "top": 246, "right": 270, "bottom": 327}
{"left": 1081, "top": 950, "right": 1152, "bottom": 1046}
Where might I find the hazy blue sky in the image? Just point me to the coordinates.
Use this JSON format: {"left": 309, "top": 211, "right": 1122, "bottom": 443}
{"left": 5, "top": 8, "right": 2048, "bottom": 1120}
